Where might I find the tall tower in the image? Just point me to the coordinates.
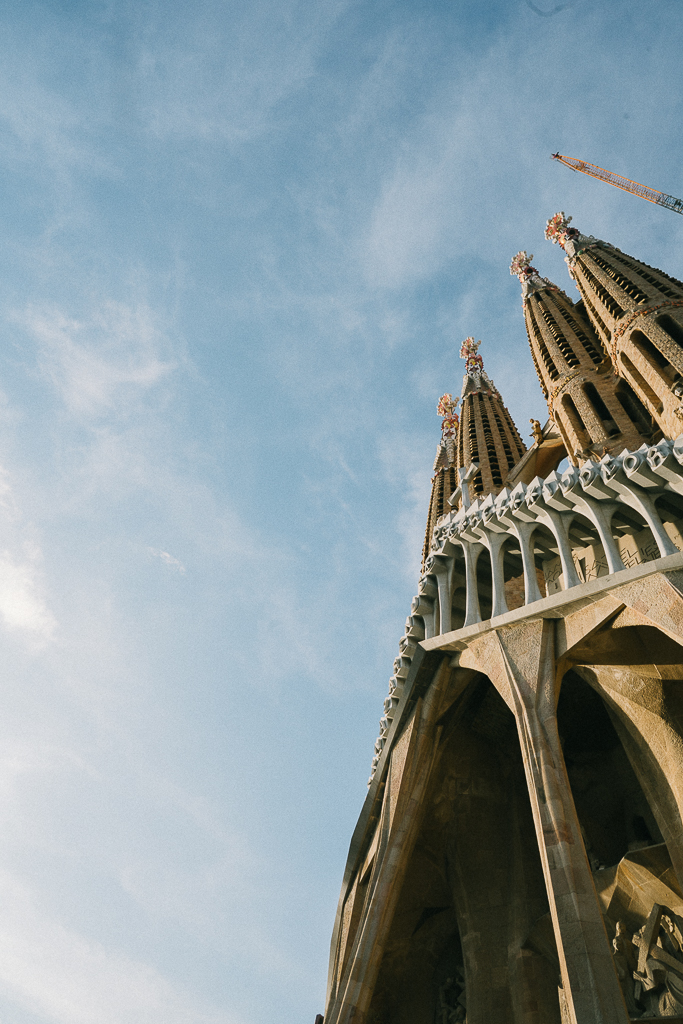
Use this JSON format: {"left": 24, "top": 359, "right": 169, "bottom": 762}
{"left": 422, "top": 392, "right": 459, "bottom": 571}
{"left": 510, "top": 249, "right": 652, "bottom": 462}
{"left": 545, "top": 211, "right": 683, "bottom": 440}
{"left": 421, "top": 340, "right": 526, "bottom": 570}
{"left": 455, "top": 337, "right": 527, "bottom": 498}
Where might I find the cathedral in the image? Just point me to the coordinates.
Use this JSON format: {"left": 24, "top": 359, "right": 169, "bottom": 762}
{"left": 321, "top": 213, "right": 683, "bottom": 1023}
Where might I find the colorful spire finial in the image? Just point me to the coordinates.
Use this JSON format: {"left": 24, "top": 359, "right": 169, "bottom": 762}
{"left": 509, "top": 250, "right": 539, "bottom": 280}
{"left": 460, "top": 336, "right": 484, "bottom": 374}
{"left": 437, "top": 393, "right": 459, "bottom": 437}
{"left": 544, "top": 211, "right": 580, "bottom": 248}
{"left": 435, "top": 393, "right": 459, "bottom": 469}
{"left": 437, "top": 393, "right": 458, "bottom": 420}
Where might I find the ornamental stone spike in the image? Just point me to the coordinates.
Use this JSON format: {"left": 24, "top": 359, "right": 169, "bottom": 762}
{"left": 510, "top": 249, "right": 557, "bottom": 299}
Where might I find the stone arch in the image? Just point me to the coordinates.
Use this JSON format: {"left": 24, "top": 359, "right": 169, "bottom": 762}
{"left": 527, "top": 521, "right": 560, "bottom": 595}
{"left": 657, "top": 311, "right": 683, "bottom": 353}
{"left": 653, "top": 492, "right": 683, "bottom": 554}
{"left": 448, "top": 545, "right": 468, "bottom": 634}
{"left": 629, "top": 329, "right": 677, "bottom": 386}
{"left": 501, "top": 535, "right": 528, "bottom": 611}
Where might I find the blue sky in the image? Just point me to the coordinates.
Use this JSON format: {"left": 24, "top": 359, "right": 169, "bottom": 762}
{"left": 0, "top": 1, "right": 680, "bottom": 1022}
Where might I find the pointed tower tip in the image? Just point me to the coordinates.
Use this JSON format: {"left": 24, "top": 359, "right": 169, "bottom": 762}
{"left": 459, "top": 336, "right": 484, "bottom": 373}
{"left": 437, "top": 392, "right": 459, "bottom": 422}
{"left": 433, "top": 392, "right": 459, "bottom": 475}
{"left": 509, "top": 251, "right": 554, "bottom": 298}
{"left": 545, "top": 211, "right": 601, "bottom": 262}
{"left": 545, "top": 211, "right": 580, "bottom": 248}
{"left": 509, "top": 250, "right": 536, "bottom": 279}
{"left": 459, "top": 337, "right": 501, "bottom": 402}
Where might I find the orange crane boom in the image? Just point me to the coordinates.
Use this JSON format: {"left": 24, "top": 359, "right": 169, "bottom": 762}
{"left": 551, "top": 153, "right": 683, "bottom": 216}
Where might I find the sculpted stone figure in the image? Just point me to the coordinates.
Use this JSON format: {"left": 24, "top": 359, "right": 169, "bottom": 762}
{"left": 631, "top": 905, "right": 683, "bottom": 1017}
{"left": 529, "top": 418, "right": 543, "bottom": 444}
{"left": 436, "top": 969, "right": 466, "bottom": 1024}
{"left": 612, "top": 921, "right": 638, "bottom": 1015}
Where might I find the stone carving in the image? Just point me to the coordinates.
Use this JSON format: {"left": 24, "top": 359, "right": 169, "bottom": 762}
{"left": 612, "top": 920, "right": 639, "bottom": 1015}
{"left": 529, "top": 418, "right": 543, "bottom": 444}
{"left": 435, "top": 968, "right": 467, "bottom": 1023}
{"left": 620, "top": 903, "right": 683, "bottom": 1017}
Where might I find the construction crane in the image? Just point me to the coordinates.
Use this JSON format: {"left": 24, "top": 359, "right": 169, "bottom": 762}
{"left": 551, "top": 153, "right": 683, "bottom": 216}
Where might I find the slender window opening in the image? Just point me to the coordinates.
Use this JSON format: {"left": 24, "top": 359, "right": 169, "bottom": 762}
{"left": 580, "top": 288, "right": 611, "bottom": 344}
{"left": 614, "top": 380, "right": 653, "bottom": 436}
{"left": 631, "top": 328, "right": 673, "bottom": 374}
{"left": 583, "top": 382, "right": 620, "bottom": 437}
{"left": 527, "top": 304, "right": 560, "bottom": 380}
{"left": 537, "top": 300, "right": 580, "bottom": 368}
{"left": 561, "top": 393, "right": 591, "bottom": 450}
{"left": 657, "top": 313, "right": 683, "bottom": 351}
{"left": 590, "top": 251, "right": 650, "bottom": 304}
{"left": 479, "top": 398, "right": 503, "bottom": 488}
{"left": 619, "top": 352, "right": 663, "bottom": 413}
{"left": 578, "top": 263, "right": 625, "bottom": 320}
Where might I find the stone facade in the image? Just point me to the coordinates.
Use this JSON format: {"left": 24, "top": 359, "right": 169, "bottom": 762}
{"left": 322, "top": 220, "right": 683, "bottom": 1024}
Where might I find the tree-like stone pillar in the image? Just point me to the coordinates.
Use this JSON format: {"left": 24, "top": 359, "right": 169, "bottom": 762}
{"left": 460, "top": 621, "right": 629, "bottom": 1024}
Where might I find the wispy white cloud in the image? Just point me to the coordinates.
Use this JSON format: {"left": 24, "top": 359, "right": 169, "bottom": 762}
{"left": 18, "top": 301, "right": 175, "bottom": 418}
{"left": 147, "top": 548, "right": 186, "bottom": 573}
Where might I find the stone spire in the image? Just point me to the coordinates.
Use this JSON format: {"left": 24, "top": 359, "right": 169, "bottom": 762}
{"left": 455, "top": 337, "right": 526, "bottom": 499}
{"left": 511, "top": 244, "right": 654, "bottom": 463}
{"left": 420, "top": 340, "right": 526, "bottom": 571}
{"left": 421, "top": 392, "right": 460, "bottom": 571}
{"left": 545, "top": 211, "right": 683, "bottom": 439}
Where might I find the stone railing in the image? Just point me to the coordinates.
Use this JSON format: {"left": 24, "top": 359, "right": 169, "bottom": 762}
{"left": 367, "top": 436, "right": 683, "bottom": 784}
